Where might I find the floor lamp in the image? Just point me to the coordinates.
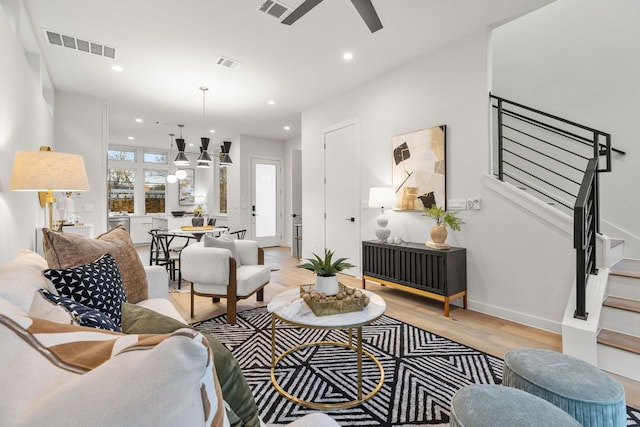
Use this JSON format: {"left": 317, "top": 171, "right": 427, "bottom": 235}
{"left": 10, "top": 151, "right": 90, "bottom": 229}
{"left": 368, "top": 187, "right": 396, "bottom": 242}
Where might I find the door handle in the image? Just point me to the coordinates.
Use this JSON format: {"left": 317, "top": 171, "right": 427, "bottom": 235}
{"left": 345, "top": 217, "right": 355, "bottom": 222}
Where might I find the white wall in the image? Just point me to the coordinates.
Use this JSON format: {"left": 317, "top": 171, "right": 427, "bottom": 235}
{"left": 0, "top": 4, "right": 54, "bottom": 264}
{"left": 492, "top": 0, "right": 640, "bottom": 257}
{"left": 302, "top": 28, "right": 575, "bottom": 333}
{"left": 284, "top": 136, "right": 302, "bottom": 250}
{"left": 54, "top": 92, "right": 108, "bottom": 234}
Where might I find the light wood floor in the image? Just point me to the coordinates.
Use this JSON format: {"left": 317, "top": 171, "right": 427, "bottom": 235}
{"left": 167, "top": 246, "right": 640, "bottom": 408}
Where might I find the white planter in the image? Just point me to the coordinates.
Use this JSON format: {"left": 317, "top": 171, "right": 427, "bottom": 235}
{"left": 315, "top": 275, "right": 339, "bottom": 295}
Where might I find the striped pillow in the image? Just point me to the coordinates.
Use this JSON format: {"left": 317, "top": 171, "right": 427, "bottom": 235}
{"left": 0, "top": 309, "right": 228, "bottom": 427}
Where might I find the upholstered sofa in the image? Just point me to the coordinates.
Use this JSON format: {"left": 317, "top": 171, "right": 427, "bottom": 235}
{"left": 0, "top": 227, "right": 339, "bottom": 427}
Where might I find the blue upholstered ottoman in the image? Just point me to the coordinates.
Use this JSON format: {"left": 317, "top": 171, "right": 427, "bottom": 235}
{"left": 450, "top": 384, "right": 581, "bottom": 426}
{"left": 503, "top": 349, "right": 626, "bottom": 427}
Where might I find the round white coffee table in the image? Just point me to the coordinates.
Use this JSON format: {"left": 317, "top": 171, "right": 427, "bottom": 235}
{"left": 269, "top": 287, "right": 386, "bottom": 409}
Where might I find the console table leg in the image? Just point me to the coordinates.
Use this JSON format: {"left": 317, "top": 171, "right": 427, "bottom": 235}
{"left": 362, "top": 277, "right": 366, "bottom": 289}
{"left": 463, "top": 293, "right": 468, "bottom": 309}
{"left": 444, "top": 297, "right": 450, "bottom": 317}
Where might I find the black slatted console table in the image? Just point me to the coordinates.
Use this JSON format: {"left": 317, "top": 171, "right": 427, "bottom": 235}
{"left": 362, "top": 240, "right": 467, "bottom": 317}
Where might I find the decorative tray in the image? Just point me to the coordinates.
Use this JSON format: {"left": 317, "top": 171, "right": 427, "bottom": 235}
{"left": 300, "top": 283, "right": 370, "bottom": 316}
{"left": 180, "top": 225, "right": 214, "bottom": 231}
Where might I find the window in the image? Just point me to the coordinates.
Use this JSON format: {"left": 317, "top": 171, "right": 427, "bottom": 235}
{"left": 108, "top": 149, "right": 135, "bottom": 162}
{"left": 143, "top": 151, "right": 167, "bottom": 164}
{"left": 108, "top": 168, "right": 135, "bottom": 213}
{"left": 219, "top": 157, "right": 228, "bottom": 214}
{"left": 144, "top": 169, "right": 166, "bottom": 214}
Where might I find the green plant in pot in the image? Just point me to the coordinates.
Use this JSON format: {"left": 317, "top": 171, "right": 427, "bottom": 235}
{"left": 298, "top": 249, "right": 355, "bottom": 295}
{"left": 423, "top": 205, "right": 463, "bottom": 245}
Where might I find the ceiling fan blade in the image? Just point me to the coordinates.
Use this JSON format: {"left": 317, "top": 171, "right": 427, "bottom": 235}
{"left": 281, "top": 0, "right": 324, "bottom": 25}
{"left": 350, "top": 0, "right": 383, "bottom": 33}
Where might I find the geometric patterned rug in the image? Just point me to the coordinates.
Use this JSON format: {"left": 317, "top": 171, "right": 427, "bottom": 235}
{"left": 193, "top": 307, "right": 640, "bottom": 426}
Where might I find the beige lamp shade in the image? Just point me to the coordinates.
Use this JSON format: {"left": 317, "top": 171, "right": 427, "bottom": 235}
{"left": 10, "top": 151, "right": 90, "bottom": 192}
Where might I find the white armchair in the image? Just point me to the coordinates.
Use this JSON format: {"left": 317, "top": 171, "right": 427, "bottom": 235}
{"left": 180, "top": 240, "right": 271, "bottom": 324}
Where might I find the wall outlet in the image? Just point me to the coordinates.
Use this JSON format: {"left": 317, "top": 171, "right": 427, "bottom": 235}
{"left": 448, "top": 199, "right": 466, "bottom": 211}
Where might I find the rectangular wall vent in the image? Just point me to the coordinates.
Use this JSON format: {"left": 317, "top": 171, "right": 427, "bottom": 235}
{"left": 43, "top": 29, "right": 116, "bottom": 59}
{"left": 216, "top": 56, "right": 242, "bottom": 70}
{"left": 258, "top": 0, "right": 290, "bottom": 19}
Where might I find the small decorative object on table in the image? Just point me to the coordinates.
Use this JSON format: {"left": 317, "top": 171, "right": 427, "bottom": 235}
{"left": 300, "top": 283, "right": 370, "bottom": 316}
{"left": 423, "top": 205, "right": 463, "bottom": 249}
{"left": 298, "top": 249, "right": 355, "bottom": 295}
{"left": 191, "top": 205, "right": 204, "bottom": 227}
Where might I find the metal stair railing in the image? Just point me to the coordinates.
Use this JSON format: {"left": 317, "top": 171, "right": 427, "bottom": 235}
{"left": 490, "top": 94, "right": 624, "bottom": 320}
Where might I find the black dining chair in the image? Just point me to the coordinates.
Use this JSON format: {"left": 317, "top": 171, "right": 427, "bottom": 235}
{"left": 148, "top": 229, "right": 195, "bottom": 288}
{"left": 228, "top": 229, "right": 247, "bottom": 240}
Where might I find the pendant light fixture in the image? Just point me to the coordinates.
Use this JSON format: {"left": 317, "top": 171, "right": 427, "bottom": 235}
{"left": 197, "top": 86, "right": 213, "bottom": 164}
{"left": 166, "top": 133, "right": 177, "bottom": 183}
{"left": 197, "top": 147, "right": 210, "bottom": 168}
{"left": 220, "top": 141, "right": 233, "bottom": 167}
{"left": 174, "top": 124, "right": 190, "bottom": 167}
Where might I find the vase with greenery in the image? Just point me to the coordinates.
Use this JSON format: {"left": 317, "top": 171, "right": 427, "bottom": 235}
{"left": 191, "top": 205, "right": 204, "bottom": 227}
{"left": 423, "top": 205, "right": 463, "bottom": 245}
{"left": 298, "top": 249, "right": 355, "bottom": 295}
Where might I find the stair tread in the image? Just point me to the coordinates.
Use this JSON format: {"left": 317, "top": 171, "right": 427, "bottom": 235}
{"left": 598, "top": 329, "right": 640, "bottom": 355}
{"left": 604, "top": 296, "right": 640, "bottom": 313}
{"left": 610, "top": 258, "right": 640, "bottom": 279}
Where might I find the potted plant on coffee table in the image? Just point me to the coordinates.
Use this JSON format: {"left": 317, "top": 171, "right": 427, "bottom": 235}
{"left": 423, "top": 205, "right": 463, "bottom": 248}
{"left": 298, "top": 249, "right": 355, "bottom": 295}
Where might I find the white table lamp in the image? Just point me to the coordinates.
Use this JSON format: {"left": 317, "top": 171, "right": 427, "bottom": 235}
{"left": 10, "top": 151, "right": 90, "bottom": 229}
{"left": 368, "top": 187, "right": 396, "bottom": 241}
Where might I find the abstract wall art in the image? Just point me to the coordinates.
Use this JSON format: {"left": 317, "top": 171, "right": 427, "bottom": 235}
{"left": 392, "top": 125, "right": 447, "bottom": 210}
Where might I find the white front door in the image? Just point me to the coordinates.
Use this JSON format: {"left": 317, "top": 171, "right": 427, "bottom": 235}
{"left": 251, "top": 158, "right": 282, "bottom": 247}
{"left": 324, "top": 121, "right": 360, "bottom": 276}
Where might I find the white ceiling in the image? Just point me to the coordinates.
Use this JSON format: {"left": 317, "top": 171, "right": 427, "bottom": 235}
{"left": 22, "top": 0, "right": 553, "bottom": 150}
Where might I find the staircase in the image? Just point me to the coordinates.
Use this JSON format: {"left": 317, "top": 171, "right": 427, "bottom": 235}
{"left": 598, "top": 252, "right": 640, "bottom": 381}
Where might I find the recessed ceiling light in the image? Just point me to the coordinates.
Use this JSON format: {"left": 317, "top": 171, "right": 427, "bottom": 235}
{"left": 127, "top": 136, "right": 134, "bottom": 140}
{"left": 267, "top": 100, "right": 275, "bottom": 105}
{"left": 284, "top": 126, "right": 290, "bottom": 130}
{"left": 188, "top": 143, "right": 194, "bottom": 147}
{"left": 209, "top": 129, "right": 216, "bottom": 134}
{"left": 112, "top": 65, "right": 123, "bottom": 72}
{"left": 343, "top": 52, "right": 354, "bottom": 61}
{"left": 135, "top": 118, "right": 143, "bottom": 123}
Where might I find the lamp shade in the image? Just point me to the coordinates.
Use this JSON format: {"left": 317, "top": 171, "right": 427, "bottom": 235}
{"left": 10, "top": 151, "right": 90, "bottom": 192}
{"left": 368, "top": 187, "right": 396, "bottom": 209}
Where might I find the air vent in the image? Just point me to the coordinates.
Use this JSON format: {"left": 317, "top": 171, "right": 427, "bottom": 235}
{"left": 258, "top": 0, "right": 290, "bottom": 19}
{"left": 216, "top": 56, "right": 242, "bottom": 70}
{"left": 43, "top": 29, "right": 116, "bottom": 59}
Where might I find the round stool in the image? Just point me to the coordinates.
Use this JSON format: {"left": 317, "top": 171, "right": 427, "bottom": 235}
{"left": 450, "top": 384, "right": 581, "bottom": 427}
{"left": 503, "top": 349, "right": 626, "bottom": 427}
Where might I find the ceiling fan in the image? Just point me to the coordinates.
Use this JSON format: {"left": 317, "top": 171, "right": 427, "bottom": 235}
{"left": 282, "top": 0, "right": 383, "bottom": 33}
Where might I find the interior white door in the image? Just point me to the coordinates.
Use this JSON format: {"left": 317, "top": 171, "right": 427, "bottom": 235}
{"left": 324, "top": 122, "right": 359, "bottom": 276}
{"left": 251, "top": 158, "right": 282, "bottom": 247}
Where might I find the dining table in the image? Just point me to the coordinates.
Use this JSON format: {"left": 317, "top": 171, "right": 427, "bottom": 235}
{"left": 168, "top": 226, "right": 226, "bottom": 242}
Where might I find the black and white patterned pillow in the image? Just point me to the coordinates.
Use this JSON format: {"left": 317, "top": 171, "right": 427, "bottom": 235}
{"left": 39, "top": 290, "right": 122, "bottom": 332}
{"left": 43, "top": 253, "right": 127, "bottom": 327}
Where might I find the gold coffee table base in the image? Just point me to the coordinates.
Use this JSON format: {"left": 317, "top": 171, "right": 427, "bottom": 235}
{"left": 270, "top": 315, "right": 385, "bottom": 410}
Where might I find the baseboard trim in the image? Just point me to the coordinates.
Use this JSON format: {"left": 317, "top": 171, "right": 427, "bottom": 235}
{"left": 468, "top": 298, "right": 562, "bottom": 334}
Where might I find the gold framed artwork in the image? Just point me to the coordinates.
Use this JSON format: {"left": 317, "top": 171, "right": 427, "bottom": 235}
{"left": 392, "top": 125, "right": 447, "bottom": 211}
{"left": 178, "top": 169, "right": 195, "bottom": 205}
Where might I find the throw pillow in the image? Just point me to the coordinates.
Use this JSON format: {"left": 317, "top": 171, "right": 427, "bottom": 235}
{"left": 204, "top": 234, "right": 242, "bottom": 266}
{"left": 43, "top": 253, "right": 127, "bottom": 327}
{"left": 0, "top": 250, "right": 49, "bottom": 313}
{"left": 31, "top": 289, "right": 121, "bottom": 332}
{"left": 41, "top": 226, "right": 148, "bottom": 303}
{"left": 0, "top": 310, "right": 226, "bottom": 427}
{"left": 121, "top": 303, "right": 260, "bottom": 427}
